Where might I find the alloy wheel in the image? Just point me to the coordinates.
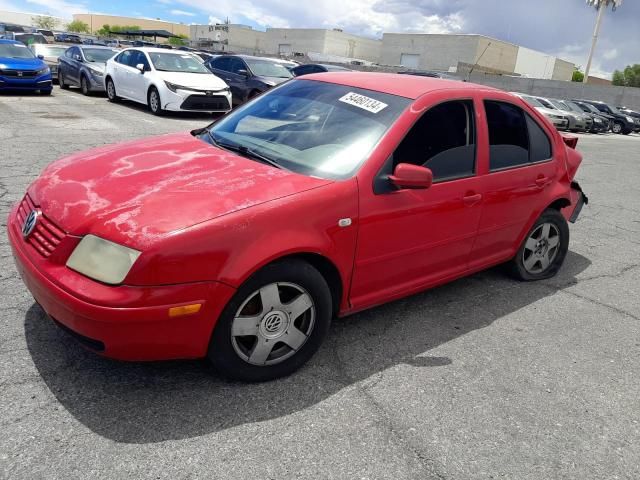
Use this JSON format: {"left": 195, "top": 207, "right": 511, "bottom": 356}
{"left": 231, "top": 282, "right": 315, "bottom": 366}
{"left": 150, "top": 90, "right": 159, "bottom": 113}
{"left": 522, "top": 222, "right": 560, "bottom": 274}
{"left": 107, "top": 80, "right": 115, "bottom": 100}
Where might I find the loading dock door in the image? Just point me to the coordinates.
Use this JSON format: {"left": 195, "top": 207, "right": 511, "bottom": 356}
{"left": 400, "top": 53, "right": 420, "bottom": 69}
{"left": 279, "top": 43, "right": 292, "bottom": 55}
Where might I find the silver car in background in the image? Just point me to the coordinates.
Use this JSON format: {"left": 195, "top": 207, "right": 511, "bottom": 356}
{"left": 511, "top": 92, "right": 569, "bottom": 130}
{"left": 30, "top": 44, "right": 68, "bottom": 81}
{"left": 58, "top": 45, "right": 119, "bottom": 95}
{"left": 534, "top": 96, "right": 590, "bottom": 132}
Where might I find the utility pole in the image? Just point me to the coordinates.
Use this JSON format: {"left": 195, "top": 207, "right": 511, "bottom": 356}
{"left": 583, "top": 3, "right": 605, "bottom": 83}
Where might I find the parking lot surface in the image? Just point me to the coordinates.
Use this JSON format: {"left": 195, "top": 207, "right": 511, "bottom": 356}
{"left": 1, "top": 90, "right": 639, "bottom": 480}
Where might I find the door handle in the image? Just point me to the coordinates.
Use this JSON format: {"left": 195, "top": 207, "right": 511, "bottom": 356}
{"left": 463, "top": 193, "right": 482, "bottom": 206}
{"left": 535, "top": 176, "right": 549, "bottom": 187}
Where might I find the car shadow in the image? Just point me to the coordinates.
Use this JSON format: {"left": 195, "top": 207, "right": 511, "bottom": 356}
{"left": 24, "top": 251, "right": 591, "bottom": 444}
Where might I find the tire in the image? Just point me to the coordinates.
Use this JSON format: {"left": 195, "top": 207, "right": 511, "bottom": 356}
{"left": 148, "top": 87, "right": 163, "bottom": 115}
{"left": 58, "top": 71, "right": 69, "bottom": 90}
{"left": 612, "top": 121, "right": 623, "bottom": 134}
{"left": 106, "top": 77, "right": 119, "bottom": 102}
{"left": 40, "top": 89, "right": 52, "bottom": 96}
{"left": 509, "top": 209, "right": 569, "bottom": 281}
{"left": 622, "top": 129, "right": 631, "bottom": 135}
{"left": 208, "top": 259, "right": 332, "bottom": 382}
{"left": 80, "top": 75, "right": 90, "bottom": 96}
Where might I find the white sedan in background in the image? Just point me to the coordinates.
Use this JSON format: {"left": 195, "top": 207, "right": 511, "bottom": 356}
{"left": 105, "top": 48, "right": 232, "bottom": 115}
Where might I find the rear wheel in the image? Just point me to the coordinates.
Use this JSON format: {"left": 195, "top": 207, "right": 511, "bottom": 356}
{"left": 58, "top": 71, "right": 69, "bottom": 90}
{"left": 106, "top": 77, "right": 119, "bottom": 102}
{"left": 509, "top": 209, "right": 569, "bottom": 281}
{"left": 208, "top": 260, "right": 332, "bottom": 382}
{"left": 148, "top": 87, "right": 163, "bottom": 115}
{"left": 612, "top": 121, "right": 623, "bottom": 134}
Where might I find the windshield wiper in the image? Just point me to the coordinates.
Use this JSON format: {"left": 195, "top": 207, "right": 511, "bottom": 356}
{"left": 206, "top": 131, "right": 283, "bottom": 170}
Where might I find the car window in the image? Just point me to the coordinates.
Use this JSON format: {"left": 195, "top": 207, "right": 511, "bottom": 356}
{"left": 485, "top": 101, "right": 530, "bottom": 170}
{"left": 130, "top": 50, "right": 150, "bottom": 70}
{"left": 0, "top": 42, "right": 36, "bottom": 58}
{"left": 293, "top": 65, "right": 313, "bottom": 76}
{"left": 210, "top": 56, "right": 230, "bottom": 71}
{"left": 116, "top": 50, "right": 134, "bottom": 66}
{"left": 392, "top": 100, "right": 476, "bottom": 182}
{"left": 526, "top": 114, "right": 552, "bottom": 163}
{"left": 228, "top": 57, "right": 247, "bottom": 75}
{"left": 244, "top": 58, "right": 293, "bottom": 78}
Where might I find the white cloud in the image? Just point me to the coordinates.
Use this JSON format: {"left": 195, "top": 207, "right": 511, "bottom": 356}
{"left": 208, "top": 15, "right": 223, "bottom": 25}
{"left": 24, "top": 0, "right": 87, "bottom": 18}
{"left": 602, "top": 48, "right": 618, "bottom": 60}
{"left": 170, "top": 9, "right": 196, "bottom": 17}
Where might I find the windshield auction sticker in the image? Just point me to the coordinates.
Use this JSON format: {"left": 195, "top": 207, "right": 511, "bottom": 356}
{"left": 339, "top": 92, "right": 388, "bottom": 113}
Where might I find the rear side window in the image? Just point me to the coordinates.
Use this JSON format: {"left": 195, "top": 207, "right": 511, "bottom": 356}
{"left": 210, "top": 56, "right": 230, "bottom": 71}
{"left": 526, "top": 114, "right": 552, "bottom": 162}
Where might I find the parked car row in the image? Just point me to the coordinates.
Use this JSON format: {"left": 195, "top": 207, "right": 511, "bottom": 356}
{"left": 513, "top": 92, "right": 640, "bottom": 135}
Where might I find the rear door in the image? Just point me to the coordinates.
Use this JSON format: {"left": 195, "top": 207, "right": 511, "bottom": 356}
{"left": 66, "top": 47, "right": 81, "bottom": 84}
{"left": 470, "top": 97, "right": 557, "bottom": 270}
{"left": 127, "top": 50, "right": 151, "bottom": 103}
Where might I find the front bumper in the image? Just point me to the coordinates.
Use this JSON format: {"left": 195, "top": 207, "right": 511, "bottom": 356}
{"left": 0, "top": 72, "right": 53, "bottom": 91}
{"left": 163, "top": 88, "right": 232, "bottom": 113}
{"left": 8, "top": 201, "right": 236, "bottom": 360}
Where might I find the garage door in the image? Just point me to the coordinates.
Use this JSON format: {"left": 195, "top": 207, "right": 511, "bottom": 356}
{"left": 400, "top": 53, "right": 420, "bottom": 69}
{"left": 279, "top": 43, "right": 292, "bottom": 55}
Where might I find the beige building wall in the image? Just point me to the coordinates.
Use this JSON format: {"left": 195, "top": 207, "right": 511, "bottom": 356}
{"left": 73, "top": 13, "right": 189, "bottom": 37}
{"left": 322, "top": 30, "right": 380, "bottom": 62}
{"left": 551, "top": 58, "right": 574, "bottom": 81}
{"left": 380, "top": 33, "right": 478, "bottom": 70}
{"left": 474, "top": 36, "right": 518, "bottom": 73}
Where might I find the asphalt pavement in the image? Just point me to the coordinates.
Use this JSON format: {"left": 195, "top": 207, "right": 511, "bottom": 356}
{"left": 1, "top": 89, "right": 639, "bottom": 480}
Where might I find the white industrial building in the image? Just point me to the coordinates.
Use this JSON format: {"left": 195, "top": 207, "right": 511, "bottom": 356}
{"left": 380, "top": 33, "right": 574, "bottom": 81}
{"left": 0, "top": 9, "right": 67, "bottom": 30}
{"left": 190, "top": 24, "right": 267, "bottom": 54}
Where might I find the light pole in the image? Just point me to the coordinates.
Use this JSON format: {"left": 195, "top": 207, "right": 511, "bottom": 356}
{"left": 583, "top": 0, "right": 622, "bottom": 83}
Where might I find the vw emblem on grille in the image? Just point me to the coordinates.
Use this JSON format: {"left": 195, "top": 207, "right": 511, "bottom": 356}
{"left": 22, "top": 210, "right": 39, "bottom": 238}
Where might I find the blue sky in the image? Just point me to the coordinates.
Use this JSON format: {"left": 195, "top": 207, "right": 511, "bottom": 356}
{"left": 2, "top": 0, "right": 638, "bottom": 77}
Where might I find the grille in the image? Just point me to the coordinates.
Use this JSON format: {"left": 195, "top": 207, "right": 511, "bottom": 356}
{"left": 180, "top": 94, "right": 230, "bottom": 111}
{"left": 17, "top": 195, "right": 66, "bottom": 258}
{"left": 1, "top": 69, "right": 38, "bottom": 78}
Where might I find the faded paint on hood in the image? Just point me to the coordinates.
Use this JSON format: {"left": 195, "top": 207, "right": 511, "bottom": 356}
{"left": 28, "top": 132, "right": 331, "bottom": 249}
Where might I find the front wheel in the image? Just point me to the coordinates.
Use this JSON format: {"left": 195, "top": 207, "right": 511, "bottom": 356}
{"left": 80, "top": 75, "right": 90, "bottom": 96}
{"left": 208, "top": 260, "right": 332, "bottom": 381}
{"left": 106, "top": 77, "right": 119, "bottom": 102}
{"left": 58, "top": 71, "right": 69, "bottom": 90}
{"left": 148, "top": 87, "right": 163, "bottom": 115}
{"left": 612, "top": 121, "right": 623, "bottom": 134}
{"left": 509, "top": 209, "right": 569, "bottom": 281}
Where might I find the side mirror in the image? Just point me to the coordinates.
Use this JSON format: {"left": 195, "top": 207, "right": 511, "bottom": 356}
{"left": 136, "top": 63, "right": 145, "bottom": 73}
{"left": 389, "top": 163, "right": 433, "bottom": 190}
{"left": 73, "top": 54, "right": 82, "bottom": 62}
{"left": 237, "top": 69, "right": 248, "bottom": 77}
{"left": 37, "top": 54, "right": 45, "bottom": 60}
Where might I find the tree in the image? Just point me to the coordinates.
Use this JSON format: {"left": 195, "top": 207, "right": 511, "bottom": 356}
{"left": 32, "top": 15, "right": 57, "bottom": 30}
{"left": 95, "top": 24, "right": 111, "bottom": 36}
{"left": 168, "top": 34, "right": 188, "bottom": 46}
{"left": 66, "top": 20, "right": 90, "bottom": 33}
{"left": 612, "top": 64, "right": 640, "bottom": 87}
{"left": 583, "top": 0, "right": 623, "bottom": 83}
{"left": 572, "top": 69, "right": 585, "bottom": 82}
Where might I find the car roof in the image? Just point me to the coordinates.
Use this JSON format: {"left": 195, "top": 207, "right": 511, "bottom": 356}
{"left": 124, "top": 47, "right": 189, "bottom": 54}
{"left": 79, "top": 45, "right": 116, "bottom": 50}
{"left": 232, "top": 54, "right": 285, "bottom": 62}
{"left": 301, "top": 72, "right": 495, "bottom": 99}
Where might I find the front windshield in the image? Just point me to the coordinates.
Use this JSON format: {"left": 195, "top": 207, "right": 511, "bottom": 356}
{"left": 245, "top": 58, "right": 293, "bottom": 78}
{"left": 83, "top": 48, "right": 117, "bottom": 63}
{"left": 148, "top": 52, "right": 210, "bottom": 73}
{"left": 0, "top": 43, "right": 35, "bottom": 58}
{"left": 207, "top": 79, "right": 411, "bottom": 180}
{"left": 34, "top": 45, "right": 67, "bottom": 57}
{"left": 550, "top": 100, "right": 571, "bottom": 111}
{"left": 565, "top": 101, "right": 586, "bottom": 114}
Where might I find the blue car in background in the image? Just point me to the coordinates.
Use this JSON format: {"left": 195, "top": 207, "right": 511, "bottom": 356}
{"left": 0, "top": 39, "right": 52, "bottom": 94}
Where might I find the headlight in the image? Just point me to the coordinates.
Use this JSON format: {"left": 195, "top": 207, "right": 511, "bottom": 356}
{"left": 164, "top": 81, "right": 197, "bottom": 93}
{"left": 549, "top": 114, "right": 563, "bottom": 120}
{"left": 88, "top": 67, "right": 103, "bottom": 77}
{"left": 36, "top": 66, "right": 50, "bottom": 76}
{"left": 66, "top": 235, "right": 141, "bottom": 285}
{"left": 626, "top": 116, "right": 634, "bottom": 123}
{"left": 594, "top": 117, "right": 602, "bottom": 123}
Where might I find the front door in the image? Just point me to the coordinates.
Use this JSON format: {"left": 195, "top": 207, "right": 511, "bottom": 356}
{"left": 351, "top": 98, "right": 484, "bottom": 309}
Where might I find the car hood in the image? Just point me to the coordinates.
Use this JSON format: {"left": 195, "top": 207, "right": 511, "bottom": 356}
{"left": 156, "top": 71, "right": 228, "bottom": 90}
{"left": 0, "top": 57, "right": 46, "bottom": 70}
{"left": 254, "top": 75, "right": 291, "bottom": 86}
{"left": 28, "top": 132, "right": 331, "bottom": 249}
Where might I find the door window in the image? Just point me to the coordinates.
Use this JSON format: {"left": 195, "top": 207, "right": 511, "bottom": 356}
{"left": 211, "top": 56, "right": 231, "bottom": 72}
{"left": 484, "top": 100, "right": 552, "bottom": 170}
{"left": 392, "top": 100, "right": 476, "bottom": 182}
{"left": 228, "top": 57, "right": 247, "bottom": 75}
{"left": 117, "top": 50, "right": 135, "bottom": 67}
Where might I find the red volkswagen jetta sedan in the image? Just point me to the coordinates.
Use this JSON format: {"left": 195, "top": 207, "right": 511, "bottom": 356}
{"left": 9, "top": 73, "right": 587, "bottom": 381}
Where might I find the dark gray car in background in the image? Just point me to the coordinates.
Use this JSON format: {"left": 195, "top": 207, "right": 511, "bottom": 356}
{"left": 205, "top": 54, "right": 293, "bottom": 105}
{"left": 58, "top": 45, "right": 118, "bottom": 95}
